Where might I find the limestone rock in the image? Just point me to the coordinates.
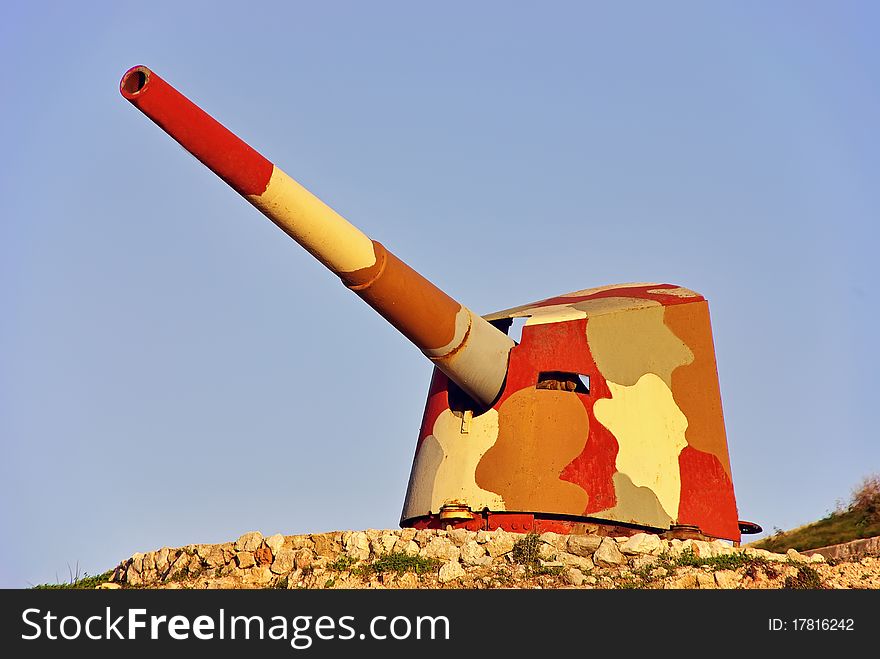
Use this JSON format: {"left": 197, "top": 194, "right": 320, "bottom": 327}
{"left": 129, "top": 552, "right": 145, "bottom": 574}
{"left": 204, "top": 576, "right": 241, "bottom": 589}
{"left": 284, "top": 569, "right": 304, "bottom": 588}
{"left": 447, "top": 528, "right": 472, "bottom": 547}
{"left": 537, "top": 543, "right": 557, "bottom": 561}
{"left": 567, "top": 535, "right": 602, "bottom": 558}
{"left": 344, "top": 532, "right": 371, "bottom": 561}
{"left": 377, "top": 534, "right": 398, "bottom": 555}
{"left": 242, "top": 566, "right": 274, "bottom": 587}
{"left": 787, "top": 548, "right": 808, "bottom": 563}
{"left": 155, "top": 547, "right": 171, "bottom": 574}
{"left": 668, "top": 539, "right": 695, "bottom": 557}
{"left": 265, "top": 534, "right": 285, "bottom": 556}
{"left": 166, "top": 552, "right": 191, "bottom": 579}
{"left": 420, "top": 537, "right": 460, "bottom": 563}
{"left": 484, "top": 531, "right": 515, "bottom": 558}
{"left": 438, "top": 561, "right": 465, "bottom": 584}
{"left": 201, "top": 545, "right": 230, "bottom": 569}
{"left": 294, "top": 548, "right": 314, "bottom": 571}
{"left": 287, "top": 535, "right": 315, "bottom": 550}
{"left": 97, "top": 582, "right": 121, "bottom": 590}
{"left": 235, "top": 532, "right": 263, "bottom": 553}
{"left": 557, "top": 552, "right": 594, "bottom": 571}
{"left": 666, "top": 572, "right": 698, "bottom": 589}
{"left": 312, "top": 533, "right": 342, "bottom": 558}
{"left": 398, "top": 528, "right": 417, "bottom": 544}
{"left": 810, "top": 553, "right": 826, "bottom": 564}
{"left": 593, "top": 538, "right": 625, "bottom": 567}
{"left": 696, "top": 572, "right": 716, "bottom": 589}
{"left": 476, "top": 530, "right": 494, "bottom": 544}
{"left": 632, "top": 554, "right": 659, "bottom": 571}
{"left": 538, "top": 532, "right": 567, "bottom": 552}
{"left": 746, "top": 547, "right": 786, "bottom": 563}
{"left": 162, "top": 554, "right": 180, "bottom": 577}
{"left": 414, "top": 529, "right": 436, "bottom": 547}
{"left": 271, "top": 549, "right": 296, "bottom": 574}
{"left": 710, "top": 540, "right": 735, "bottom": 556}
{"left": 194, "top": 545, "right": 213, "bottom": 562}
{"left": 692, "top": 540, "right": 716, "bottom": 558}
{"left": 620, "top": 533, "right": 662, "bottom": 556}
{"left": 392, "top": 539, "right": 420, "bottom": 557}
{"left": 714, "top": 569, "right": 741, "bottom": 589}
{"left": 398, "top": 572, "right": 419, "bottom": 588}
{"left": 143, "top": 569, "right": 162, "bottom": 586}
{"left": 743, "top": 547, "right": 760, "bottom": 558}
{"left": 235, "top": 551, "right": 256, "bottom": 569}
{"left": 369, "top": 536, "right": 385, "bottom": 556}
{"left": 564, "top": 568, "right": 585, "bottom": 586}
{"left": 460, "top": 541, "right": 492, "bottom": 567}
{"left": 743, "top": 568, "right": 774, "bottom": 589}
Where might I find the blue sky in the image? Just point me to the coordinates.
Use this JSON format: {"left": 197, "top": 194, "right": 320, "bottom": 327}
{"left": 2, "top": 1, "right": 877, "bottom": 588}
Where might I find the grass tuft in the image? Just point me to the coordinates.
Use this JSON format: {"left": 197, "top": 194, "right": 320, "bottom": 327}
{"left": 352, "top": 552, "right": 441, "bottom": 578}
{"left": 32, "top": 569, "right": 115, "bottom": 590}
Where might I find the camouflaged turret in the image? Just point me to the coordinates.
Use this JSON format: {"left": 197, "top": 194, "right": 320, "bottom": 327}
{"left": 121, "top": 66, "right": 753, "bottom": 543}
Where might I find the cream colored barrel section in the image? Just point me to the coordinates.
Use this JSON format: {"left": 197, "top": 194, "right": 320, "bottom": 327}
{"left": 247, "top": 166, "right": 515, "bottom": 406}
{"left": 247, "top": 166, "right": 378, "bottom": 274}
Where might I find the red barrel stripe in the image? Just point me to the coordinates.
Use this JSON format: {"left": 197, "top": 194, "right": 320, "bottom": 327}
{"left": 120, "top": 66, "right": 274, "bottom": 197}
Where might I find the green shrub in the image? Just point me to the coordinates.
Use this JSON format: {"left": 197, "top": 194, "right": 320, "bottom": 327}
{"left": 328, "top": 555, "right": 356, "bottom": 571}
{"left": 354, "top": 552, "right": 441, "bottom": 578}
{"left": 784, "top": 565, "right": 825, "bottom": 590}
{"left": 511, "top": 532, "right": 541, "bottom": 566}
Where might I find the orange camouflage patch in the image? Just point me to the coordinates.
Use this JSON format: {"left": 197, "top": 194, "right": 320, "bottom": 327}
{"left": 476, "top": 388, "right": 590, "bottom": 515}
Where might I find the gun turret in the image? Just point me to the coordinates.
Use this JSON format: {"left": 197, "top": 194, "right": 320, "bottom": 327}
{"left": 121, "top": 65, "right": 754, "bottom": 542}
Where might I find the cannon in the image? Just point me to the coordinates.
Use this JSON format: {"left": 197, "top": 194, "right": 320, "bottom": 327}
{"left": 121, "top": 65, "right": 755, "bottom": 543}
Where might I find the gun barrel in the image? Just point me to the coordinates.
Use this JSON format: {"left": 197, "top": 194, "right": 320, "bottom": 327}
{"left": 120, "top": 65, "right": 514, "bottom": 407}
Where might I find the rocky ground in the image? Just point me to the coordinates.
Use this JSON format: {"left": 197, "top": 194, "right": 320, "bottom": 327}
{"left": 105, "top": 528, "right": 880, "bottom": 590}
